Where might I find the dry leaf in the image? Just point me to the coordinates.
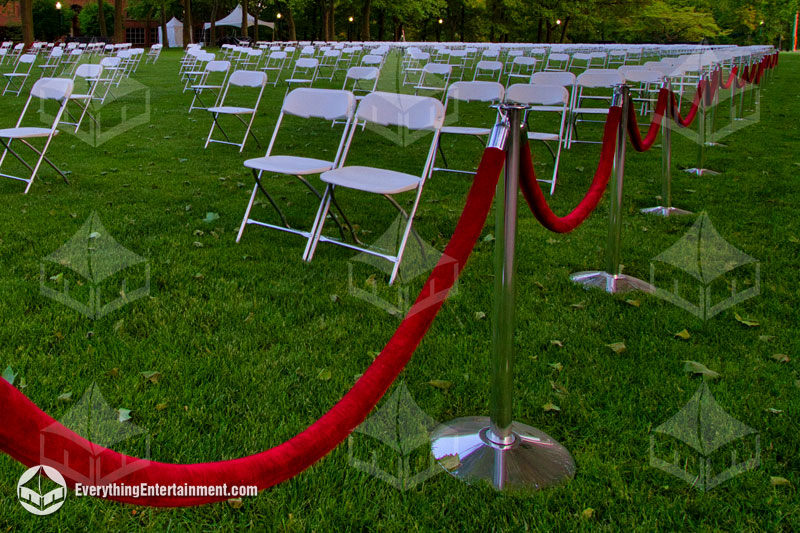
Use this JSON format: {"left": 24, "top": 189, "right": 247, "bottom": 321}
{"left": 770, "top": 476, "right": 792, "bottom": 487}
{"left": 770, "top": 354, "right": 790, "bottom": 363}
{"left": 440, "top": 455, "right": 461, "bottom": 471}
{"left": 155, "top": 402, "right": 168, "bottom": 411}
{"left": 317, "top": 369, "right": 332, "bottom": 381}
{"left": 765, "top": 407, "right": 782, "bottom": 414}
{"left": 625, "top": 299, "right": 640, "bottom": 307}
{"left": 427, "top": 380, "right": 453, "bottom": 390}
{"left": 141, "top": 371, "right": 161, "bottom": 384}
{"left": 542, "top": 402, "right": 561, "bottom": 412}
{"left": 674, "top": 329, "right": 691, "bottom": 340}
{"left": 759, "top": 335, "right": 774, "bottom": 342}
{"left": 606, "top": 342, "right": 626, "bottom": 354}
{"left": 227, "top": 498, "right": 243, "bottom": 509}
{"left": 570, "top": 301, "right": 587, "bottom": 310}
{"left": 550, "top": 380, "right": 569, "bottom": 395}
{"left": 734, "top": 312, "right": 759, "bottom": 327}
{"left": 683, "top": 361, "right": 720, "bottom": 379}
{"left": 550, "top": 340, "right": 563, "bottom": 348}
{"left": 548, "top": 362, "right": 563, "bottom": 372}
{"left": 57, "top": 392, "right": 72, "bottom": 402}
{"left": 474, "top": 311, "right": 486, "bottom": 320}
{"left": 581, "top": 508, "right": 595, "bottom": 520}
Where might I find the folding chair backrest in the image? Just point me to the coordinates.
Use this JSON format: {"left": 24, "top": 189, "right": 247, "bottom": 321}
{"left": 356, "top": 91, "right": 445, "bottom": 131}
{"left": 576, "top": 69, "right": 625, "bottom": 88}
{"left": 283, "top": 87, "right": 356, "bottom": 121}
{"left": 622, "top": 69, "right": 663, "bottom": 85}
{"left": 423, "top": 63, "right": 452, "bottom": 76}
{"left": 17, "top": 54, "right": 36, "bottom": 68}
{"left": 74, "top": 63, "right": 102, "bottom": 80}
{"left": 446, "top": 80, "right": 504, "bottom": 103}
{"left": 295, "top": 57, "right": 319, "bottom": 70}
{"left": 229, "top": 70, "right": 267, "bottom": 88}
{"left": 531, "top": 71, "right": 576, "bottom": 87}
{"left": 506, "top": 84, "right": 568, "bottom": 106}
{"left": 30, "top": 77, "right": 73, "bottom": 101}
{"left": 206, "top": 60, "right": 231, "bottom": 74}
{"left": 100, "top": 57, "right": 121, "bottom": 68}
{"left": 361, "top": 54, "right": 382, "bottom": 66}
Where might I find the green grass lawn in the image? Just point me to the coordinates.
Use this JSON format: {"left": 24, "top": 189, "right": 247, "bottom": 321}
{"left": 0, "top": 49, "right": 798, "bottom": 531}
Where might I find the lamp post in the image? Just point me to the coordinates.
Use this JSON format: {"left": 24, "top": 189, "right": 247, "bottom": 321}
{"left": 56, "top": 1, "right": 63, "bottom": 38}
{"left": 275, "top": 12, "right": 281, "bottom": 42}
{"left": 759, "top": 20, "right": 765, "bottom": 43}
{"left": 437, "top": 18, "right": 443, "bottom": 42}
{"left": 348, "top": 15, "right": 354, "bottom": 41}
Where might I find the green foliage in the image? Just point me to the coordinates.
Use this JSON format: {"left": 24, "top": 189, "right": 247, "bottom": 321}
{"left": 630, "top": 0, "right": 722, "bottom": 43}
{"left": 32, "top": 0, "right": 72, "bottom": 40}
{"left": 78, "top": 0, "right": 115, "bottom": 36}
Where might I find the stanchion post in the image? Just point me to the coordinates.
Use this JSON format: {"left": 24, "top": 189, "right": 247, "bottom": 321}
{"left": 430, "top": 106, "right": 576, "bottom": 491}
{"left": 705, "top": 63, "right": 726, "bottom": 147}
{"left": 641, "top": 79, "right": 692, "bottom": 218}
{"left": 683, "top": 72, "right": 720, "bottom": 176}
{"left": 570, "top": 85, "right": 653, "bottom": 294}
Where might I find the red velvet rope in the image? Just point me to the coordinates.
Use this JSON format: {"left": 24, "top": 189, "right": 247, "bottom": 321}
{"left": 519, "top": 106, "right": 621, "bottom": 233}
{"left": 627, "top": 88, "right": 668, "bottom": 152}
{"left": 0, "top": 147, "right": 507, "bottom": 507}
{"left": 720, "top": 66, "right": 738, "bottom": 90}
{"left": 672, "top": 80, "right": 705, "bottom": 128}
{"left": 735, "top": 65, "right": 749, "bottom": 89}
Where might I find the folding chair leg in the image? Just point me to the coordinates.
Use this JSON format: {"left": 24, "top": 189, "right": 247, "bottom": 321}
{"left": 303, "top": 184, "right": 335, "bottom": 261}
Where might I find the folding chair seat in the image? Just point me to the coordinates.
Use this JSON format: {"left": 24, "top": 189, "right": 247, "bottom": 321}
{"left": 472, "top": 60, "right": 503, "bottom": 82}
{"left": 506, "top": 56, "right": 536, "bottom": 86}
{"left": 402, "top": 50, "right": 429, "bottom": 87}
{"left": 262, "top": 51, "right": 288, "bottom": 86}
{"left": 285, "top": 57, "right": 319, "bottom": 95}
{"left": 59, "top": 48, "right": 83, "bottom": 76}
{"left": 566, "top": 69, "right": 624, "bottom": 148}
{"left": 342, "top": 66, "right": 379, "bottom": 100}
{"left": 544, "top": 52, "right": 569, "bottom": 71}
{"left": 147, "top": 44, "right": 163, "bottom": 64}
{"left": 237, "top": 88, "right": 357, "bottom": 245}
{"left": 3, "top": 54, "right": 37, "bottom": 96}
{"left": 204, "top": 70, "right": 267, "bottom": 153}
{"left": 0, "top": 78, "right": 74, "bottom": 194}
{"left": 304, "top": 91, "right": 445, "bottom": 284}
{"left": 414, "top": 63, "right": 452, "bottom": 101}
{"left": 316, "top": 49, "right": 340, "bottom": 81}
{"left": 431, "top": 80, "right": 504, "bottom": 176}
{"left": 189, "top": 60, "right": 231, "bottom": 113}
{"left": 506, "top": 83, "right": 569, "bottom": 195}
{"left": 60, "top": 64, "right": 103, "bottom": 133}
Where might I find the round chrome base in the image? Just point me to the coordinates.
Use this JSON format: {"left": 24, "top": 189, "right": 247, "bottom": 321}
{"left": 430, "top": 416, "right": 575, "bottom": 491}
{"left": 703, "top": 142, "right": 727, "bottom": 148}
{"left": 683, "top": 167, "right": 720, "bottom": 176}
{"left": 570, "top": 271, "right": 654, "bottom": 294}
{"left": 640, "top": 206, "right": 693, "bottom": 217}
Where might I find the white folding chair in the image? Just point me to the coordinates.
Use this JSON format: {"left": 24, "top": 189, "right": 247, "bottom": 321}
{"left": 183, "top": 52, "right": 215, "bottom": 92}
{"left": 38, "top": 47, "right": 64, "bottom": 77}
{"left": 545, "top": 52, "right": 569, "bottom": 71}
{"left": 204, "top": 70, "right": 267, "bottom": 152}
{"left": 60, "top": 64, "right": 103, "bottom": 133}
{"left": 316, "top": 49, "right": 341, "bottom": 81}
{"left": 472, "top": 60, "right": 503, "bottom": 82}
{"left": 304, "top": 92, "right": 445, "bottom": 284}
{"left": 59, "top": 48, "right": 83, "bottom": 76}
{"left": 96, "top": 56, "right": 123, "bottom": 103}
{"left": 506, "top": 56, "right": 537, "bottom": 86}
{"left": 262, "top": 51, "right": 288, "bottom": 86}
{"left": 285, "top": 57, "right": 319, "bottom": 95}
{"left": 402, "top": 50, "right": 429, "bottom": 87}
{"left": 189, "top": 60, "right": 231, "bottom": 113}
{"left": 568, "top": 52, "right": 591, "bottom": 72}
{"left": 147, "top": 44, "right": 163, "bottom": 64}
{"left": 431, "top": 81, "right": 504, "bottom": 176}
{"left": 506, "top": 84, "right": 569, "bottom": 195}
{"left": 3, "top": 54, "right": 36, "bottom": 96}
{"left": 0, "top": 78, "right": 74, "bottom": 194}
{"left": 237, "top": 88, "right": 358, "bottom": 244}
{"left": 414, "top": 63, "right": 452, "bottom": 101}
{"left": 566, "top": 69, "right": 624, "bottom": 148}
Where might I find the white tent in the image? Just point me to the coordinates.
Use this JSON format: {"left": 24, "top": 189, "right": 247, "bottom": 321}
{"left": 203, "top": 5, "right": 275, "bottom": 31}
{"left": 158, "top": 17, "right": 183, "bottom": 48}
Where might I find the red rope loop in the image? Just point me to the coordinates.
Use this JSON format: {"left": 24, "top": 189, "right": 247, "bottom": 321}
{"left": 672, "top": 80, "right": 705, "bottom": 128}
{"left": 519, "top": 106, "right": 622, "bottom": 234}
{"left": 627, "top": 88, "right": 669, "bottom": 153}
{"left": 720, "top": 66, "right": 738, "bottom": 90}
{"left": 0, "top": 147, "right": 507, "bottom": 507}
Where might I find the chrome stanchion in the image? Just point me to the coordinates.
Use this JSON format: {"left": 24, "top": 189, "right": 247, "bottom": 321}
{"left": 683, "top": 72, "right": 720, "bottom": 176}
{"left": 430, "top": 105, "right": 575, "bottom": 491}
{"left": 705, "top": 64, "right": 726, "bottom": 148}
{"left": 571, "top": 85, "right": 653, "bottom": 294}
{"left": 642, "top": 80, "right": 692, "bottom": 218}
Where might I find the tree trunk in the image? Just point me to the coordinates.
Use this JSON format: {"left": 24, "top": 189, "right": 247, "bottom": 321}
{"left": 537, "top": 18, "right": 542, "bottom": 42}
{"left": 559, "top": 17, "right": 570, "bottom": 43}
{"left": 321, "top": 2, "right": 329, "bottom": 41}
{"left": 328, "top": 0, "right": 335, "bottom": 41}
{"left": 160, "top": 1, "right": 168, "bottom": 46}
{"left": 182, "top": 0, "right": 192, "bottom": 46}
{"left": 377, "top": 9, "right": 384, "bottom": 41}
{"left": 145, "top": 10, "right": 152, "bottom": 46}
{"left": 20, "top": 0, "right": 34, "bottom": 47}
{"left": 254, "top": 10, "right": 259, "bottom": 41}
{"left": 360, "top": 0, "right": 371, "bottom": 41}
{"left": 459, "top": 2, "right": 465, "bottom": 41}
{"left": 114, "top": 0, "right": 124, "bottom": 43}
{"left": 210, "top": 0, "right": 217, "bottom": 45}
{"left": 545, "top": 22, "right": 551, "bottom": 43}
{"left": 241, "top": 0, "right": 248, "bottom": 38}
{"left": 287, "top": 8, "right": 297, "bottom": 41}
{"left": 98, "top": 0, "right": 108, "bottom": 37}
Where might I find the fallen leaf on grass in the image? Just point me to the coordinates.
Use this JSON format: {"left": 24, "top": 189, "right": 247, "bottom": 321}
{"left": 765, "top": 408, "right": 782, "bottom": 414}
{"left": 203, "top": 212, "right": 220, "bottom": 224}
{"left": 227, "top": 498, "right": 243, "bottom": 509}
{"left": 770, "top": 354, "right": 790, "bottom": 363}
{"left": 606, "top": 342, "right": 627, "bottom": 354}
{"left": 734, "top": 312, "right": 759, "bottom": 327}
{"left": 550, "top": 381, "right": 569, "bottom": 395}
{"left": 57, "top": 392, "right": 72, "bottom": 402}
{"left": 439, "top": 455, "right": 461, "bottom": 471}
{"left": 329, "top": 294, "right": 340, "bottom": 303}
{"left": 570, "top": 301, "right": 587, "bottom": 310}
{"left": 118, "top": 408, "right": 132, "bottom": 422}
{"left": 550, "top": 340, "right": 563, "bottom": 347}
{"left": 770, "top": 476, "right": 792, "bottom": 487}
{"left": 581, "top": 508, "right": 595, "bottom": 520}
{"left": 482, "top": 234, "right": 495, "bottom": 243}
{"left": 2, "top": 366, "right": 16, "bottom": 385}
{"left": 625, "top": 299, "right": 640, "bottom": 307}
{"left": 548, "top": 362, "right": 563, "bottom": 372}
{"left": 427, "top": 380, "right": 452, "bottom": 390}
{"left": 141, "top": 371, "right": 161, "bottom": 384}
{"left": 542, "top": 402, "right": 561, "bottom": 412}
{"left": 759, "top": 335, "right": 774, "bottom": 342}
{"left": 474, "top": 311, "right": 486, "bottom": 320}
{"left": 317, "top": 369, "right": 332, "bottom": 381}
{"left": 683, "top": 361, "right": 720, "bottom": 379}
{"left": 674, "top": 329, "right": 691, "bottom": 340}
{"left": 155, "top": 402, "right": 168, "bottom": 411}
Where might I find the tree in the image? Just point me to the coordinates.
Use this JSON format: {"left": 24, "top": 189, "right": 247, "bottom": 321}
{"left": 631, "top": 0, "right": 721, "bottom": 42}
{"left": 79, "top": 1, "right": 115, "bottom": 36}
{"left": 33, "top": 0, "right": 71, "bottom": 40}
{"left": 98, "top": 0, "right": 108, "bottom": 36}
{"left": 20, "top": 0, "right": 35, "bottom": 45}
{"left": 114, "top": 0, "right": 126, "bottom": 42}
